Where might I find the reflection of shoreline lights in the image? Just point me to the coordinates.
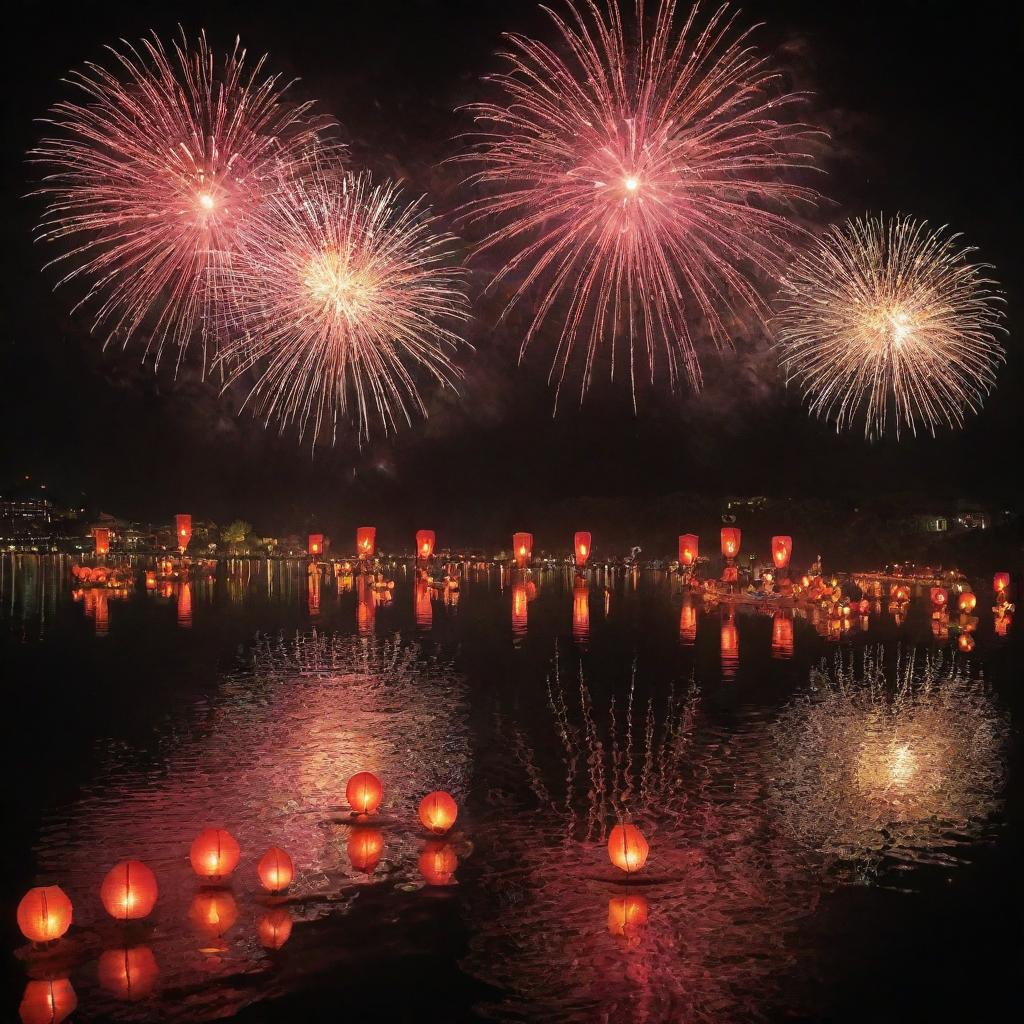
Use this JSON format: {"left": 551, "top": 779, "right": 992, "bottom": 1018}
{"left": 512, "top": 582, "right": 529, "bottom": 637}
{"left": 771, "top": 611, "right": 794, "bottom": 660}
{"left": 347, "top": 827, "right": 385, "bottom": 873}
{"left": 770, "top": 650, "right": 1008, "bottom": 874}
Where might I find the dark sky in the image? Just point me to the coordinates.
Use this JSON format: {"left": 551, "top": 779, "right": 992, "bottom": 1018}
{"left": 1, "top": 0, "right": 1020, "bottom": 535}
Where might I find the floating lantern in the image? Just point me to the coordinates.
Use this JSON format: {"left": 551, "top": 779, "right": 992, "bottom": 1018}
{"left": 100, "top": 860, "right": 158, "bottom": 921}
{"left": 574, "top": 531, "right": 592, "bottom": 567}
{"left": 678, "top": 534, "right": 698, "bottom": 567}
{"left": 308, "top": 533, "right": 324, "bottom": 556}
{"left": 418, "top": 791, "right": 458, "bottom": 834}
{"left": 189, "top": 828, "right": 240, "bottom": 881}
{"left": 257, "top": 847, "right": 294, "bottom": 893}
{"left": 512, "top": 532, "right": 533, "bottom": 568}
{"left": 958, "top": 592, "right": 977, "bottom": 613}
{"left": 346, "top": 771, "right": 383, "bottom": 815}
{"left": 512, "top": 582, "right": 528, "bottom": 636}
{"left": 771, "top": 535, "right": 792, "bottom": 570}
{"left": 771, "top": 611, "right": 794, "bottom": 660}
{"left": 188, "top": 890, "right": 237, "bottom": 942}
{"left": 994, "top": 572, "right": 1010, "bottom": 595}
{"left": 356, "top": 526, "right": 376, "bottom": 558}
{"left": 17, "top": 885, "right": 73, "bottom": 944}
{"left": 572, "top": 578, "right": 590, "bottom": 644}
{"left": 347, "top": 827, "right": 385, "bottom": 873}
{"left": 416, "top": 530, "right": 436, "bottom": 560}
{"left": 415, "top": 581, "right": 433, "bottom": 630}
{"left": 720, "top": 527, "right": 741, "bottom": 560}
{"left": 19, "top": 979, "right": 77, "bottom": 1024}
{"left": 607, "top": 823, "right": 649, "bottom": 874}
{"left": 930, "top": 587, "right": 948, "bottom": 609}
{"left": 98, "top": 946, "right": 159, "bottom": 1001}
{"left": 607, "top": 895, "right": 648, "bottom": 938}
{"left": 418, "top": 841, "right": 458, "bottom": 886}
{"left": 678, "top": 601, "right": 697, "bottom": 645}
{"left": 93, "top": 527, "right": 110, "bottom": 555}
{"left": 258, "top": 908, "right": 293, "bottom": 950}
{"left": 175, "top": 514, "right": 192, "bottom": 553}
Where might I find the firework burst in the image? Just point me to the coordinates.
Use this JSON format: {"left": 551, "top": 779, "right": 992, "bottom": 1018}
{"left": 775, "top": 214, "right": 1006, "bottom": 439}
{"left": 32, "top": 31, "right": 333, "bottom": 373}
{"left": 216, "top": 165, "right": 470, "bottom": 446}
{"left": 457, "top": 0, "right": 820, "bottom": 407}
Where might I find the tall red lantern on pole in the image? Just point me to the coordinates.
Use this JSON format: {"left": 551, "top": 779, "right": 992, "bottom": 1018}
{"left": 175, "top": 514, "right": 192, "bottom": 554}
{"left": 512, "top": 532, "right": 533, "bottom": 568}
{"left": 720, "top": 528, "right": 741, "bottom": 560}
{"left": 574, "top": 532, "right": 592, "bottom": 568}
{"left": 93, "top": 527, "right": 110, "bottom": 556}
{"left": 356, "top": 526, "right": 376, "bottom": 559}
{"left": 308, "top": 533, "right": 324, "bottom": 557}
{"left": 678, "top": 534, "right": 698, "bottom": 567}
{"left": 416, "top": 530, "right": 436, "bottom": 560}
{"left": 994, "top": 572, "right": 1010, "bottom": 595}
{"left": 771, "top": 536, "right": 792, "bottom": 571}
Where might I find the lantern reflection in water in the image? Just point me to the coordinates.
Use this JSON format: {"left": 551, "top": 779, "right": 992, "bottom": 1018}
{"left": 720, "top": 608, "right": 739, "bottom": 681}
{"left": 177, "top": 580, "right": 193, "bottom": 628}
{"left": 607, "top": 895, "right": 648, "bottom": 940}
{"left": 574, "top": 531, "right": 591, "bottom": 567}
{"left": 572, "top": 577, "right": 590, "bottom": 644}
{"left": 307, "top": 573, "right": 320, "bottom": 617}
{"left": 678, "top": 599, "right": 697, "bottom": 645}
{"left": 258, "top": 908, "right": 293, "bottom": 950}
{"left": 771, "top": 611, "right": 794, "bottom": 659}
{"left": 512, "top": 582, "right": 528, "bottom": 638}
{"left": 512, "top": 532, "right": 533, "bottom": 568}
{"left": 415, "top": 581, "right": 433, "bottom": 629}
{"left": 357, "top": 575, "right": 374, "bottom": 634}
{"left": 98, "top": 945, "right": 159, "bottom": 1000}
{"left": 347, "top": 826, "right": 385, "bottom": 873}
{"left": 419, "top": 840, "right": 458, "bottom": 885}
{"left": 19, "top": 979, "right": 77, "bottom": 1024}
{"left": 189, "top": 890, "right": 238, "bottom": 945}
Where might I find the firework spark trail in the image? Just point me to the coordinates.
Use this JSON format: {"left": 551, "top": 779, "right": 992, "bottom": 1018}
{"left": 215, "top": 164, "right": 471, "bottom": 447}
{"left": 457, "top": 0, "right": 821, "bottom": 408}
{"left": 775, "top": 214, "right": 1006, "bottom": 439}
{"left": 32, "top": 31, "right": 333, "bottom": 374}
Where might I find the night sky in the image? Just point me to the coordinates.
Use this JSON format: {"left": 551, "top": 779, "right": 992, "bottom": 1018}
{"left": 1, "top": 0, "right": 1019, "bottom": 536}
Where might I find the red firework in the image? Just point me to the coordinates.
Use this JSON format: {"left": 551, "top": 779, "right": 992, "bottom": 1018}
{"left": 458, "top": 0, "right": 821, "bottom": 406}
{"left": 32, "top": 31, "right": 334, "bottom": 374}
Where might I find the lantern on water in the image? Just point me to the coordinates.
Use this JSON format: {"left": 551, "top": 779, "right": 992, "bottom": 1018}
{"left": 416, "top": 530, "right": 436, "bottom": 560}
{"left": 93, "top": 527, "right": 110, "bottom": 555}
{"left": 17, "top": 885, "right": 73, "bottom": 944}
{"left": 720, "top": 527, "right": 741, "bottom": 560}
{"left": 512, "top": 583, "right": 528, "bottom": 636}
{"left": 347, "top": 827, "right": 385, "bottom": 873}
{"left": 958, "top": 592, "right": 977, "bottom": 613}
{"left": 678, "top": 601, "right": 697, "bottom": 645}
{"left": 607, "top": 895, "right": 649, "bottom": 938}
{"left": 574, "top": 531, "right": 592, "bottom": 567}
{"left": 356, "top": 526, "right": 376, "bottom": 558}
{"left": 419, "top": 791, "right": 458, "bottom": 834}
{"left": 100, "top": 860, "right": 158, "bottom": 921}
{"left": 189, "top": 828, "right": 240, "bottom": 881}
{"left": 258, "top": 908, "right": 293, "bottom": 950}
{"left": 257, "top": 847, "right": 294, "bottom": 893}
{"left": 994, "top": 572, "right": 1010, "bottom": 595}
{"left": 512, "top": 532, "right": 533, "bottom": 568}
{"left": 678, "top": 534, "right": 698, "bottom": 567}
{"left": 608, "top": 823, "right": 649, "bottom": 874}
{"left": 175, "top": 514, "right": 192, "bottom": 553}
{"left": 418, "top": 841, "right": 458, "bottom": 886}
{"left": 346, "top": 771, "right": 383, "bottom": 815}
{"left": 98, "top": 946, "right": 159, "bottom": 1001}
{"left": 19, "top": 979, "right": 77, "bottom": 1024}
{"left": 771, "top": 611, "right": 794, "bottom": 660}
{"left": 308, "top": 533, "right": 324, "bottom": 556}
{"left": 771, "top": 536, "right": 792, "bottom": 570}
{"left": 930, "top": 587, "right": 948, "bottom": 609}
{"left": 572, "top": 578, "right": 590, "bottom": 644}
{"left": 188, "top": 890, "right": 237, "bottom": 942}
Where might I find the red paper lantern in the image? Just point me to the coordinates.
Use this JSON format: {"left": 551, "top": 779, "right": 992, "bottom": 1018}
{"left": 175, "top": 514, "right": 192, "bottom": 553}
{"left": 346, "top": 771, "right": 383, "bottom": 815}
{"left": 574, "top": 531, "right": 592, "bottom": 567}
{"left": 930, "top": 587, "right": 948, "bottom": 608}
{"left": 720, "top": 527, "right": 741, "bottom": 559}
{"left": 100, "top": 860, "right": 158, "bottom": 921}
{"left": 93, "top": 527, "right": 110, "bottom": 555}
{"left": 257, "top": 847, "right": 294, "bottom": 893}
{"left": 418, "top": 841, "right": 458, "bottom": 886}
{"left": 189, "top": 828, "right": 240, "bottom": 880}
{"left": 512, "top": 532, "right": 533, "bottom": 568}
{"left": 771, "top": 535, "right": 792, "bottom": 570}
{"left": 419, "top": 791, "right": 458, "bottom": 834}
{"left": 572, "top": 578, "right": 590, "bottom": 644}
{"left": 17, "top": 885, "right": 73, "bottom": 944}
{"left": 678, "top": 602, "right": 697, "bottom": 645}
{"left": 607, "top": 823, "right": 649, "bottom": 874}
{"left": 607, "top": 895, "right": 649, "bottom": 937}
{"left": 19, "top": 979, "right": 77, "bottom": 1024}
{"left": 994, "top": 572, "right": 1010, "bottom": 594}
{"left": 97, "top": 946, "right": 159, "bottom": 1001}
{"left": 771, "top": 611, "right": 794, "bottom": 660}
{"left": 258, "top": 908, "right": 293, "bottom": 950}
{"left": 188, "top": 890, "right": 237, "bottom": 942}
{"left": 347, "top": 827, "right": 385, "bottom": 873}
{"left": 356, "top": 526, "right": 376, "bottom": 558}
{"left": 416, "top": 530, "right": 436, "bottom": 560}
{"left": 678, "top": 534, "right": 698, "bottom": 567}
{"left": 958, "top": 592, "right": 977, "bottom": 613}
{"left": 308, "top": 533, "right": 324, "bottom": 556}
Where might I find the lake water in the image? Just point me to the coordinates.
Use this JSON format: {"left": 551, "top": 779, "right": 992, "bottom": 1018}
{"left": 1, "top": 553, "right": 1021, "bottom": 1022}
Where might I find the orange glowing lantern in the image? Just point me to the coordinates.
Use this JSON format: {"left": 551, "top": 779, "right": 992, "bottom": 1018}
{"left": 93, "top": 527, "right": 110, "bottom": 555}
{"left": 512, "top": 582, "right": 528, "bottom": 636}
{"left": 257, "top": 847, "right": 294, "bottom": 893}
{"left": 356, "top": 526, "right": 376, "bottom": 558}
{"left": 100, "top": 860, "right": 158, "bottom": 921}
{"left": 958, "top": 633, "right": 975, "bottom": 653}
{"left": 608, "top": 823, "right": 649, "bottom": 874}
{"left": 416, "top": 530, "right": 436, "bottom": 560}
{"left": 574, "top": 531, "right": 592, "bottom": 567}
{"left": 346, "top": 771, "right": 383, "bottom": 815}
{"left": 347, "top": 827, "right": 385, "bottom": 873}
{"left": 678, "top": 601, "right": 697, "bottom": 645}
{"left": 188, "top": 890, "right": 237, "bottom": 942}
{"left": 607, "top": 895, "right": 649, "bottom": 938}
{"left": 144, "top": 570, "right": 157, "bottom": 589}
{"left": 308, "top": 533, "right": 324, "bottom": 556}
{"left": 994, "top": 572, "right": 1010, "bottom": 595}
{"left": 678, "top": 534, "right": 698, "bottom": 567}
{"left": 572, "top": 578, "right": 590, "bottom": 643}
{"left": 415, "top": 581, "right": 433, "bottom": 630}
{"left": 258, "top": 908, "right": 293, "bottom": 950}
{"left": 720, "top": 527, "right": 741, "bottom": 560}
{"left": 19, "top": 979, "right": 77, "bottom": 1024}
{"left": 17, "top": 885, "right": 73, "bottom": 944}
{"left": 419, "top": 791, "right": 458, "bottom": 834}
{"left": 189, "top": 828, "right": 240, "bottom": 881}
{"left": 512, "top": 532, "right": 533, "bottom": 568}
{"left": 958, "top": 592, "right": 977, "bottom": 613}
{"left": 771, "top": 611, "right": 794, "bottom": 660}
{"left": 97, "top": 946, "right": 159, "bottom": 1001}
{"left": 175, "top": 514, "right": 192, "bottom": 553}
{"left": 771, "top": 535, "right": 792, "bottom": 570}
{"left": 930, "top": 587, "right": 948, "bottom": 609}
{"left": 418, "top": 840, "right": 458, "bottom": 886}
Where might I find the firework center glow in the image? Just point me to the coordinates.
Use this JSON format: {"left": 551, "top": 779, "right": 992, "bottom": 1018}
{"left": 304, "top": 250, "right": 371, "bottom": 319}
{"left": 623, "top": 175, "right": 640, "bottom": 193}
{"left": 197, "top": 192, "right": 216, "bottom": 211}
